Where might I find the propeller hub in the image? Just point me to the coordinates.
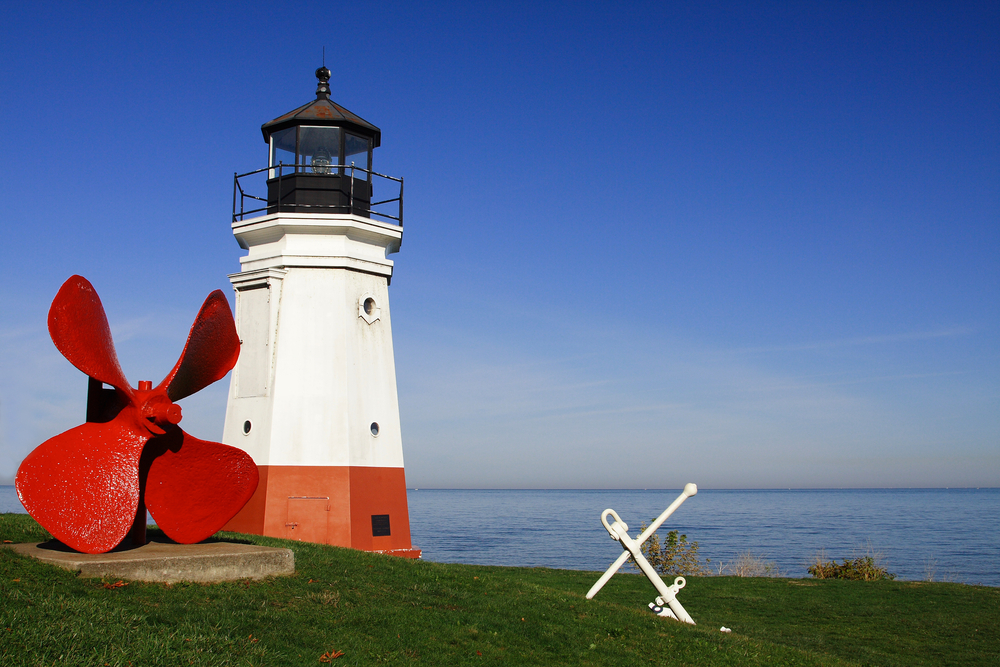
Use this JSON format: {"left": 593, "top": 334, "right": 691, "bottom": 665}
{"left": 136, "top": 383, "right": 182, "bottom": 434}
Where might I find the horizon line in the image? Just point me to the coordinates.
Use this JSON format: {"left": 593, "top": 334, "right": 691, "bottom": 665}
{"left": 402, "top": 486, "right": 998, "bottom": 491}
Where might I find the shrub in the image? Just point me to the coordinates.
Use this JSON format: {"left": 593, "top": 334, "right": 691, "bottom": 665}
{"left": 716, "top": 551, "right": 782, "bottom": 577}
{"left": 808, "top": 545, "right": 895, "bottom": 581}
{"left": 630, "top": 527, "right": 710, "bottom": 576}
{"left": 922, "top": 559, "right": 958, "bottom": 583}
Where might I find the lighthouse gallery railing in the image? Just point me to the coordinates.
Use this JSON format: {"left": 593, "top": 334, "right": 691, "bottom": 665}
{"left": 232, "top": 163, "right": 403, "bottom": 225}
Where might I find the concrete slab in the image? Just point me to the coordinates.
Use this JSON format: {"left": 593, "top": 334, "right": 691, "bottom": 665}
{"left": 5, "top": 538, "right": 295, "bottom": 583}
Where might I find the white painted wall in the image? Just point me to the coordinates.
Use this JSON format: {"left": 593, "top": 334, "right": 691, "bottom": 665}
{"left": 222, "top": 213, "right": 405, "bottom": 470}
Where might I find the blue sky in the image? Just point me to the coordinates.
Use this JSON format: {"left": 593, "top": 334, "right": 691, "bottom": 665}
{"left": 0, "top": 1, "right": 996, "bottom": 488}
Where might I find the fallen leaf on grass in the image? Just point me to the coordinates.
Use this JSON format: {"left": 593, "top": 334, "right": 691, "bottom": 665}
{"left": 103, "top": 580, "right": 128, "bottom": 589}
{"left": 318, "top": 649, "right": 345, "bottom": 662}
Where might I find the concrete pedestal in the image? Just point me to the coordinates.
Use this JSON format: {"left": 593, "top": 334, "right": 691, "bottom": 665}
{"left": 6, "top": 539, "right": 295, "bottom": 583}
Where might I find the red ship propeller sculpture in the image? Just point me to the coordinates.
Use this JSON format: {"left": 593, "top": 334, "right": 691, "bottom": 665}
{"left": 15, "top": 276, "right": 258, "bottom": 554}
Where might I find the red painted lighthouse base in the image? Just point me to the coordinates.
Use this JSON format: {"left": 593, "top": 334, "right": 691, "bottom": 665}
{"left": 223, "top": 465, "right": 420, "bottom": 558}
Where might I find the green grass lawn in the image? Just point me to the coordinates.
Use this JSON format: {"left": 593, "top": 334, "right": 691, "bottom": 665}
{"left": 1, "top": 513, "right": 996, "bottom": 666}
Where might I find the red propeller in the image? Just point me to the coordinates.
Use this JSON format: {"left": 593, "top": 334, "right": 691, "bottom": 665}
{"left": 15, "top": 276, "right": 257, "bottom": 554}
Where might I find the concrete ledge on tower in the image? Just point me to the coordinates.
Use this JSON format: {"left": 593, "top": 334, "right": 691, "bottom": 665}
{"left": 232, "top": 212, "right": 401, "bottom": 278}
{"left": 374, "top": 547, "right": 422, "bottom": 559}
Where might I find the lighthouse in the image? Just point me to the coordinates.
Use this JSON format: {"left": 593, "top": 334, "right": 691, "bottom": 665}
{"left": 222, "top": 67, "right": 418, "bottom": 557}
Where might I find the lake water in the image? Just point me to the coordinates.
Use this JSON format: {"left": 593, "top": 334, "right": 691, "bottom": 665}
{"left": 4, "top": 486, "right": 997, "bottom": 586}
{"left": 406, "top": 488, "right": 999, "bottom": 587}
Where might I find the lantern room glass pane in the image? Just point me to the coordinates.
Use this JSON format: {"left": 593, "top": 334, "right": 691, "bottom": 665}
{"left": 299, "top": 126, "right": 340, "bottom": 174}
{"left": 269, "top": 128, "right": 296, "bottom": 176}
{"left": 345, "top": 133, "right": 370, "bottom": 175}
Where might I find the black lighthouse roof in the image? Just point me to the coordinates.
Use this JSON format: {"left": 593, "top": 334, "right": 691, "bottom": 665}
{"left": 261, "top": 67, "right": 381, "bottom": 148}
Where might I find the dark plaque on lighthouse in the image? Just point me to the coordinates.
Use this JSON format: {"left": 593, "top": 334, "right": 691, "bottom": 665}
{"left": 371, "top": 514, "right": 391, "bottom": 537}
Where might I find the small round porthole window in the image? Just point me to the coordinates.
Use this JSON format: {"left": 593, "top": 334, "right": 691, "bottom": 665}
{"left": 359, "top": 293, "right": 381, "bottom": 324}
{"left": 243, "top": 420, "right": 252, "bottom": 435}
{"left": 370, "top": 422, "right": 380, "bottom": 437}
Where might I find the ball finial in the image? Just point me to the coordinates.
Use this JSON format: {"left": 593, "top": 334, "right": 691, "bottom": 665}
{"left": 315, "top": 66, "right": 332, "bottom": 99}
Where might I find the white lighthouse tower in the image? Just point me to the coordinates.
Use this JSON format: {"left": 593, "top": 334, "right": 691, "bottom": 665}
{"left": 222, "top": 67, "right": 418, "bottom": 557}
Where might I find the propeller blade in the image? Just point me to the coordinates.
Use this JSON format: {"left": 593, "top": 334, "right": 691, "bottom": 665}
{"left": 47, "top": 276, "right": 133, "bottom": 398}
{"left": 144, "top": 429, "right": 258, "bottom": 544}
{"left": 158, "top": 290, "right": 240, "bottom": 403}
{"left": 15, "top": 419, "right": 149, "bottom": 554}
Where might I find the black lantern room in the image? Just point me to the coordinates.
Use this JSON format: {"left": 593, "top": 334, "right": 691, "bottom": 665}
{"left": 262, "top": 67, "right": 381, "bottom": 217}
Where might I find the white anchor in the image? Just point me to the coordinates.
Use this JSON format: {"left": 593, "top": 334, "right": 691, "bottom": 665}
{"left": 586, "top": 483, "right": 698, "bottom": 625}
